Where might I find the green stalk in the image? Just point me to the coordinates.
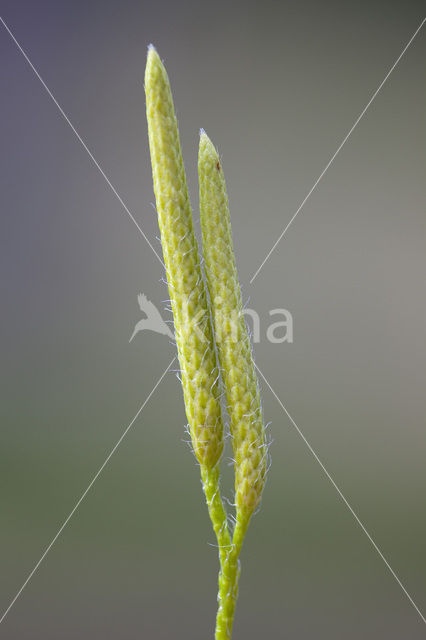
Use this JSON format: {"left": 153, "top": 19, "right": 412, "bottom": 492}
{"left": 145, "top": 46, "right": 268, "bottom": 640}
{"left": 199, "top": 132, "right": 268, "bottom": 638}
{"left": 145, "top": 46, "right": 233, "bottom": 632}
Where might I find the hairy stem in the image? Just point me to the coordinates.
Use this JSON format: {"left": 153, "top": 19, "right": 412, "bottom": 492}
{"left": 201, "top": 466, "right": 231, "bottom": 566}
{"left": 214, "top": 517, "right": 250, "bottom": 640}
{"left": 145, "top": 46, "right": 268, "bottom": 640}
{"left": 201, "top": 467, "right": 248, "bottom": 640}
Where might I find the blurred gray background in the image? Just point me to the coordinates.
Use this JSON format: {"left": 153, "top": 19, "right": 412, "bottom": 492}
{"left": 1, "top": 1, "right": 425, "bottom": 638}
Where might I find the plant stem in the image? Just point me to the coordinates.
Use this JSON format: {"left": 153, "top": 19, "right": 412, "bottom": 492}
{"left": 214, "top": 517, "right": 250, "bottom": 640}
{"left": 145, "top": 47, "right": 268, "bottom": 640}
{"left": 201, "top": 466, "right": 242, "bottom": 639}
{"left": 201, "top": 466, "right": 231, "bottom": 566}
{"left": 201, "top": 465, "right": 236, "bottom": 639}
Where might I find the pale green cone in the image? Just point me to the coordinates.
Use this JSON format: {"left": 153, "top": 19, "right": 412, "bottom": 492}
{"left": 145, "top": 48, "right": 224, "bottom": 469}
{"left": 198, "top": 131, "right": 268, "bottom": 524}
{"left": 145, "top": 47, "right": 268, "bottom": 640}
{"left": 145, "top": 49, "right": 233, "bottom": 639}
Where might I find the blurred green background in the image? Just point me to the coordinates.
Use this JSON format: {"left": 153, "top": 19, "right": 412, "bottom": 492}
{"left": 1, "top": 1, "right": 425, "bottom": 637}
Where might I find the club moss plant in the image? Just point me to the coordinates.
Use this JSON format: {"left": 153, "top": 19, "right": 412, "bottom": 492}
{"left": 145, "top": 45, "right": 268, "bottom": 640}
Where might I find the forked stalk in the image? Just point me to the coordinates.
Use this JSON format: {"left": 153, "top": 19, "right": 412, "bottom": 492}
{"left": 145, "top": 46, "right": 268, "bottom": 640}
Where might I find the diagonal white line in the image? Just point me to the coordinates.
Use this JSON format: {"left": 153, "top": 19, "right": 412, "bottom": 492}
{"left": 249, "top": 16, "right": 426, "bottom": 284}
{"left": 254, "top": 362, "right": 426, "bottom": 625}
{"left": 0, "top": 356, "right": 176, "bottom": 625}
{"left": 0, "top": 16, "right": 165, "bottom": 270}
